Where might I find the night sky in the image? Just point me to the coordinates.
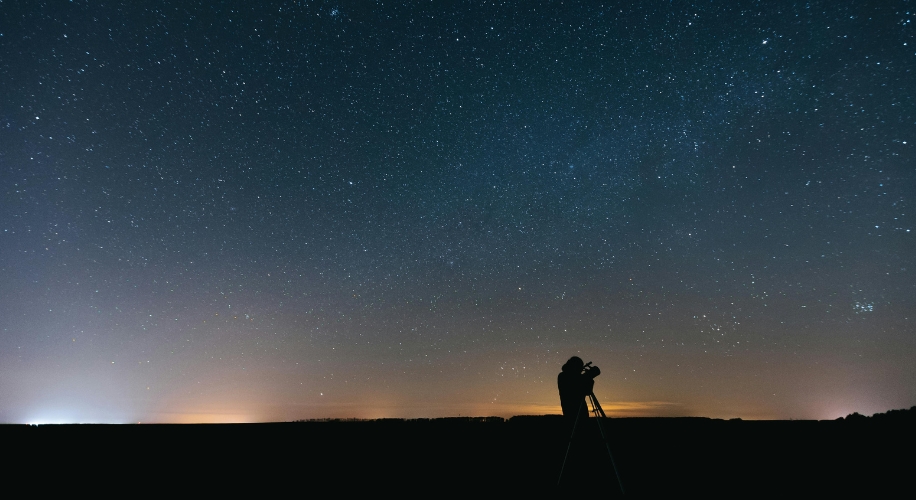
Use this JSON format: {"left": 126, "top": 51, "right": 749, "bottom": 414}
{"left": 2, "top": 1, "right": 913, "bottom": 424}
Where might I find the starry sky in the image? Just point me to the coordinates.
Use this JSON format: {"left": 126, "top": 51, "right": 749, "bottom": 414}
{"left": 1, "top": 1, "right": 914, "bottom": 424}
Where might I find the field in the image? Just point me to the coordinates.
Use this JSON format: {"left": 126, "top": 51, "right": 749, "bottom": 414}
{"left": 5, "top": 415, "right": 911, "bottom": 495}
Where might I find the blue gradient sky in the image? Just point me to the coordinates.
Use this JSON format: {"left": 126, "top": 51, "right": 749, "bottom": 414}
{"left": 2, "top": 1, "right": 913, "bottom": 423}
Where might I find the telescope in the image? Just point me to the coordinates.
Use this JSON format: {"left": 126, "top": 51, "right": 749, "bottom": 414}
{"left": 559, "top": 360, "right": 623, "bottom": 493}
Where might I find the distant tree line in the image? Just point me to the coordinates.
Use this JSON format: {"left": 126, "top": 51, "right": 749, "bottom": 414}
{"left": 293, "top": 416, "right": 505, "bottom": 423}
{"left": 838, "top": 406, "right": 916, "bottom": 422}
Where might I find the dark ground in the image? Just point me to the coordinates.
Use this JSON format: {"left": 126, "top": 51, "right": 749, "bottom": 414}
{"left": 5, "top": 415, "right": 912, "bottom": 495}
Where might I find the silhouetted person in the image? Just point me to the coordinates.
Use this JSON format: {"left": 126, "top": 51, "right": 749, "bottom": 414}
{"left": 557, "top": 356, "right": 596, "bottom": 424}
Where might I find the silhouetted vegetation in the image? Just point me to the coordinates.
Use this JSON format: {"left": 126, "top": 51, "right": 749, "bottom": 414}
{"left": 837, "top": 406, "right": 916, "bottom": 422}
{"left": 293, "top": 416, "right": 505, "bottom": 423}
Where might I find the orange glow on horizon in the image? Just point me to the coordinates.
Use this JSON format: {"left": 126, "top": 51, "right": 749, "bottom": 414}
{"left": 140, "top": 399, "right": 700, "bottom": 423}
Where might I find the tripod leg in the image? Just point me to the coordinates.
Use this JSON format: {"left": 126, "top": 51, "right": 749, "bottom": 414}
{"left": 590, "top": 393, "right": 607, "bottom": 418}
{"left": 557, "top": 398, "right": 587, "bottom": 486}
{"left": 589, "top": 393, "right": 625, "bottom": 495}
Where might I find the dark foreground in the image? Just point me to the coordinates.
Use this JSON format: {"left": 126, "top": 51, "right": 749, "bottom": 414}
{"left": 5, "top": 415, "right": 912, "bottom": 495}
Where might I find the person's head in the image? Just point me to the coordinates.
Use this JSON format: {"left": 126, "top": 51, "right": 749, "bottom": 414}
{"left": 562, "top": 356, "right": 584, "bottom": 373}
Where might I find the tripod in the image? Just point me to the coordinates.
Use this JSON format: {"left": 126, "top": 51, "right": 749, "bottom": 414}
{"left": 557, "top": 392, "right": 625, "bottom": 494}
